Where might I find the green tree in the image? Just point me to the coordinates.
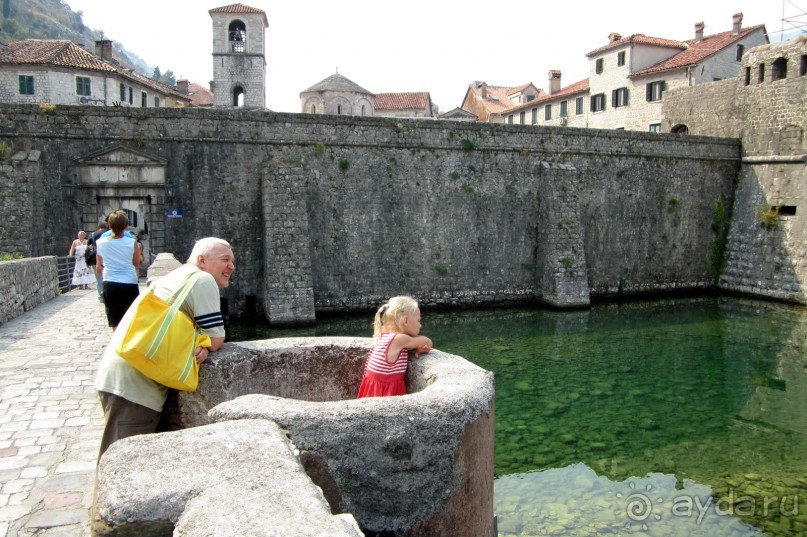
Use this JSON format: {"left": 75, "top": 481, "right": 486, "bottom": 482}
{"left": 152, "top": 66, "right": 162, "bottom": 81}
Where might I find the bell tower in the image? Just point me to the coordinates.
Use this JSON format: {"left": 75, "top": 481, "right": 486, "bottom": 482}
{"left": 209, "top": 3, "right": 268, "bottom": 109}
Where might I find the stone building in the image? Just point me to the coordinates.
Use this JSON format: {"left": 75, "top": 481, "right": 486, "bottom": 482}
{"left": 0, "top": 39, "right": 190, "bottom": 108}
{"left": 300, "top": 73, "right": 375, "bottom": 116}
{"left": 663, "top": 37, "right": 807, "bottom": 303}
{"left": 501, "top": 13, "right": 767, "bottom": 132}
{"left": 209, "top": 3, "right": 268, "bottom": 108}
{"left": 374, "top": 92, "right": 435, "bottom": 118}
{"left": 460, "top": 81, "right": 542, "bottom": 123}
{"left": 300, "top": 72, "right": 435, "bottom": 118}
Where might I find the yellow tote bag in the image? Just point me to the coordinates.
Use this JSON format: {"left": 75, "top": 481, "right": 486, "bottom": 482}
{"left": 115, "top": 271, "right": 211, "bottom": 391}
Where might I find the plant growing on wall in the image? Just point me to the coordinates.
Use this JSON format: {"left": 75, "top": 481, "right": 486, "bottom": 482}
{"left": 314, "top": 142, "right": 325, "bottom": 155}
{"left": 449, "top": 171, "right": 460, "bottom": 180}
{"left": 435, "top": 265, "right": 448, "bottom": 275}
{"left": 759, "top": 204, "right": 780, "bottom": 229}
{"left": 0, "top": 252, "right": 23, "bottom": 261}
{"left": 461, "top": 139, "right": 475, "bottom": 151}
{"left": 339, "top": 159, "right": 350, "bottom": 172}
{"left": 707, "top": 196, "right": 729, "bottom": 280}
{"left": 0, "top": 142, "right": 10, "bottom": 160}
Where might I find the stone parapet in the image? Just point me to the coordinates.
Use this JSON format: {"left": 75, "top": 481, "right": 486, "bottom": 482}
{"left": 96, "top": 338, "right": 495, "bottom": 536}
{"left": 0, "top": 256, "right": 58, "bottom": 324}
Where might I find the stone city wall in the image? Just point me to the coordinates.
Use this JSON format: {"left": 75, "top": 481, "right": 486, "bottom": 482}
{"left": 0, "top": 104, "right": 740, "bottom": 323}
{"left": 0, "top": 256, "right": 58, "bottom": 324}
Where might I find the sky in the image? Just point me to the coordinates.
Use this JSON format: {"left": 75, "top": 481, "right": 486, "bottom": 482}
{"left": 63, "top": 0, "right": 802, "bottom": 113}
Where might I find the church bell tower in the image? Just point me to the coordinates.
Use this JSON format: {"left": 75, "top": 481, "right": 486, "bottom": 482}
{"left": 209, "top": 3, "right": 268, "bottom": 109}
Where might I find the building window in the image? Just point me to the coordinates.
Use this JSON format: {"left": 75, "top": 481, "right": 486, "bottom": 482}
{"left": 595, "top": 58, "right": 604, "bottom": 74}
{"left": 155, "top": 97, "right": 161, "bottom": 108}
{"left": 649, "top": 123, "right": 661, "bottom": 133}
{"left": 18, "top": 75, "right": 34, "bottom": 95}
{"left": 507, "top": 115, "right": 513, "bottom": 125}
{"left": 575, "top": 97, "right": 584, "bottom": 115}
{"left": 76, "top": 76, "right": 91, "bottom": 96}
{"left": 772, "top": 57, "right": 788, "bottom": 81}
{"left": 519, "top": 111, "right": 526, "bottom": 125}
{"left": 129, "top": 87, "right": 133, "bottom": 104}
{"left": 617, "top": 51, "right": 626, "bottom": 67}
{"left": 744, "top": 67, "right": 751, "bottom": 86}
{"left": 758, "top": 63, "right": 765, "bottom": 83}
{"left": 801, "top": 55, "right": 807, "bottom": 76}
{"left": 612, "top": 87, "right": 629, "bottom": 107}
{"left": 531, "top": 108, "right": 537, "bottom": 125}
{"left": 141, "top": 92, "right": 147, "bottom": 107}
{"left": 560, "top": 100, "right": 568, "bottom": 117}
{"left": 544, "top": 104, "right": 551, "bottom": 121}
{"left": 646, "top": 81, "right": 665, "bottom": 101}
{"left": 337, "top": 104, "right": 342, "bottom": 115}
{"left": 119, "top": 83, "right": 126, "bottom": 101}
{"left": 590, "top": 93, "right": 606, "bottom": 112}
{"left": 736, "top": 44, "right": 744, "bottom": 62}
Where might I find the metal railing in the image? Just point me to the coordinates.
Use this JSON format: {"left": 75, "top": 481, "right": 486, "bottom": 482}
{"left": 56, "top": 256, "right": 76, "bottom": 294}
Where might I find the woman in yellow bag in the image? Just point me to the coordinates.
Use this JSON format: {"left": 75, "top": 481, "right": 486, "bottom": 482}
{"left": 94, "top": 237, "right": 235, "bottom": 458}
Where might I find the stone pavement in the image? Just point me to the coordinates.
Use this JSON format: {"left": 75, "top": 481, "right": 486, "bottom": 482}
{"left": 0, "top": 288, "right": 109, "bottom": 537}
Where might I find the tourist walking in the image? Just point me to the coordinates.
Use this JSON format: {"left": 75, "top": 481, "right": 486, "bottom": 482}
{"left": 68, "top": 230, "right": 94, "bottom": 289}
{"left": 357, "top": 296, "right": 432, "bottom": 398}
{"left": 95, "top": 237, "right": 235, "bottom": 457}
{"left": 87, "top": 219, "right": 109, "bottom": 302}
{"left": 96, "top": 211, "right": 141, "bottom": 330}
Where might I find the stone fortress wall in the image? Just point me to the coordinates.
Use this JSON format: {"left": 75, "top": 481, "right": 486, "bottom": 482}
{"left": 664, "top": 37, "right": 807, "bottom": 302}
{"left": 0, "top": 103, "right": 742, "bottom": 324}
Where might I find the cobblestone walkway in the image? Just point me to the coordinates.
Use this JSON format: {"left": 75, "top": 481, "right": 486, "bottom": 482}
{"left": 0, "top": 289, "right": 109, "bottom": 537}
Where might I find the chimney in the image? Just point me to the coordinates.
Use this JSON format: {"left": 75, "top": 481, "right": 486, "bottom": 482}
{"left": 694, "top": 22, "right": 705, "bottom": 42}
{"left": 733, "top": 12, "right": 743, "bottom": 35}
{"left": 176, "top": 79, "right": 189, "bottom": 94}
{"left": 608, "top": 32, "right": 622, "bottom": 43}
{"left": 548, "top": 70, "right": 562, "bottom": 95}
{"left": 480, "top": 82, "right": 487, "bottom": 99}
{"left": 94, "top": 39, "right": 113, "bottom": 61}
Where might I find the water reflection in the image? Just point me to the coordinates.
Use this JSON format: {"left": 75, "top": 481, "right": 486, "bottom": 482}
{"left": 227, "top": 297, "right": 807, "bottom": 536}
{"left": 495, "top": 464, "right": 767, "bottom": 536}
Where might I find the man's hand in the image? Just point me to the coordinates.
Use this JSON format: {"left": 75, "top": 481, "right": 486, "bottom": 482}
{"left": 194, "top": 346, "right": 210, "bottom": 364}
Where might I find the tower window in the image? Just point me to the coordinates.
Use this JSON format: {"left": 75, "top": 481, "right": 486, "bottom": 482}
{"left": 758, "top": 63, "right": 765, "bottom": 83}
{"left": 772, "top": 57, "right": 788, "bottom": 81}
{"left": 229, "top": 20, "right": 247, "bottom": 53}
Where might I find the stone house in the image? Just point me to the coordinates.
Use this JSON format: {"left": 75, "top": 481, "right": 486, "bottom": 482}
{"left": 374, "top": 92, "right": 435, "bottom": 118}
{"left": 460, "top": 81, "right": 542, "bottom": 123}
{"left": 300, "top": 72, "right": 435, "bottom": 118}
{"left": 502, "top": 13, "right": 767, "bottom": 132}
{"left": 0, "top": 39, "right": 190, "bottom": 108}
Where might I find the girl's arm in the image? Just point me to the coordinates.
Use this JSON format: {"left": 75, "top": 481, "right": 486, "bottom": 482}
{"left": 69, "top": 239, "right": 76, "bottom": 257}
{"left": 386, "top": 334, "right": 433, "bottom": 363}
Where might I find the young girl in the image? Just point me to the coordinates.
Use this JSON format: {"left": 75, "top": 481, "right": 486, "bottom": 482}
{"left": 357, "top": 296, "right": 433, "bottom": 398}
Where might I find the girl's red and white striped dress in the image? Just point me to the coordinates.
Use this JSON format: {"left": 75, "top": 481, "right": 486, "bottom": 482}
{"left": 357, "top": 332, "right": 410, "bottom": 398}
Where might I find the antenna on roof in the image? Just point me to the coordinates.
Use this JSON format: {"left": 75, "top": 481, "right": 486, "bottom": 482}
{"left": 336, "top": 66, "right": 339, "bottom": 74}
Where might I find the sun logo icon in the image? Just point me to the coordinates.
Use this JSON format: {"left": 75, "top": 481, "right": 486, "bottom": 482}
{"left": 615, "top": 481, "right": 664, "bottom": 530}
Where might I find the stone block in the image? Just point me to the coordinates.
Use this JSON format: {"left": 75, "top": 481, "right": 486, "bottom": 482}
{"left": 93, "top": 419, "right": 362, "bottom": 537}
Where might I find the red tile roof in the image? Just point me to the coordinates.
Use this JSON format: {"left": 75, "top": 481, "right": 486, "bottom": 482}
{"left": 507, "top": 78, "right": 590, "bottom": 113}
{"left": 375, "top": 92, "right": 431, "bottom": 111}
{"left": 0, "top": 39, "right": 116, "bottom": 72}
{"left": 587, "top": 34, "right": 688, "bottom": 57}
{"left": 633, "top": 25, "right": 766, "bottom": 76}
{"left": 209, "top": 3, "right": 268, "bottom": 25}
{"left": 186, "top": 82, "right": 214, "bottom": 107}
